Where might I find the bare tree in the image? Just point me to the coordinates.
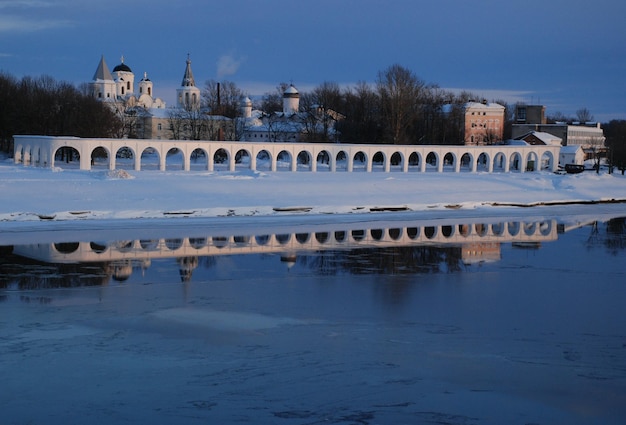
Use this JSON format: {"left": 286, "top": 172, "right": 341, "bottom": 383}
{"left": 202, "top": 80, "right": 243, "bottom": 118}
{"left": 576, "top": 107, "right": 594, "bottom": 123}
{"left": 376, "top": 64, "right": 425, "bottom": 144}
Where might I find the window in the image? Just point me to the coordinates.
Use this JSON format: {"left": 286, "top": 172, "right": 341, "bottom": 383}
{"left": 127, "top": 82, "right": 130, "bottom": 90}
{"left": 157, "top": 123, "right": 162, "bottom": 131}
{"left": 139, "top": 87, "right": 143, "bottom": 93}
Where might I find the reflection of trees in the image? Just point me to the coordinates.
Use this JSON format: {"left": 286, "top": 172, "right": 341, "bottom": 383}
{"left": 605, "top": 217, "right": 626, "bottom": 255}
{"left": 0, "top": 254, "right": 111, "bottom": 290}
{"left": 297, "top": 245, "right": 465, "bottom": 275}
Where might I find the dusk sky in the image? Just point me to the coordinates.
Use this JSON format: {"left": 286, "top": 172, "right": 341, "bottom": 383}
{"left": 1, "top": 0, "right": 624, "bottom": 122}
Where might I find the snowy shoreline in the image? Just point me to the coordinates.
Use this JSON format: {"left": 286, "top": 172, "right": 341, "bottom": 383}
{"left": 2, "top": 160, "right": 626, "bottom": 228}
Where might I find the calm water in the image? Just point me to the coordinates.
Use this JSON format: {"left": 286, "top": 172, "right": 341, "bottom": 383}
{"left": 1, "top": 210, "right": 625, "bottom": 425}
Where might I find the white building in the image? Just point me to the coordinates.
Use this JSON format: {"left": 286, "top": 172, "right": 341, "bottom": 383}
{"left": 89, "top": 56, "right": 165, "bottom": 109}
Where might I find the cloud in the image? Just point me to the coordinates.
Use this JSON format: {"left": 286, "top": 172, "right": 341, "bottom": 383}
{"left": 0, "top": 15, "right": 72, "bottom": 32}
{"left": 216, "top": 53, "right": 245, "bottom": 79}
{"left": 445, "top": 87, "right": 535, "bottom": 105}
{"left": 0, "top": 0, "right": 55, "bottom": 9}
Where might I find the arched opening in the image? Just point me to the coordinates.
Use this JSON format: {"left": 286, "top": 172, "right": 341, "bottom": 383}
{"left": 213, "top": 148, "right": 230, "bottom": 170}
{"left": 235, "top": 149, "right": 251, "bottom": 170}
{"left": 388, "top": 228, "right": 402, "bottom": 240}
{"left": 256, "top": 150, "right": 272, "bottom": 171}
{"left": 523, "top": 222, "right": 537, "bottom": 236}
{"left": 458, "top": 224, "right": 471, "bottom": 237}
{"left": 390, "top": 152, "right": 403, "bottom": 171}
{"left": 492, "top": 222, "right": 505, "bottom": 236}
{"left": 540, "top": 220, "right": 553, "bottom": 236}
{"left": 166, "top": 148, "right": 184, "bottom": 171}
{"left": 334, "top": 231, "right": 346, "bottom": 242}
{"left": 276, "top": 234, "right": 291, "bottom": 244}
{"left": 443, "top": 152, "right": 455, "bottom": 171}
{"left": 475, "top": 223, "right": 488, "bottom": 236}
{"left": 540, "top": 151, "right": 554, "bottom": 171}
{"left": 351, "top": 229, "right": 366, "bottom": 241}
{"left": 139, "top": 239, "right": 159, "bottom": 250}
{"left": 407, "top": 227, "right": 419, "bottom": 239}
{"left": 424, "top": 226, "right": 436, "bottom": 239}
{"left": 408, "top": 152, "right": 420, "bottom": 171}
{"left": 234, "top": 235, "right": 251, "bottom": 246}
{"left": 295, "top": 233, "right": 310, "bottom": 244}
{"left": 509, "top": 152, "right": 522, "bottom": 172}
{"left": 189, "top": 237, "right": 207, "bottom": 249}
{"left": 114, "top": 147, "right": 134, "bottom": 170}
{"left": 276, "top": 150, "right": 292, "bottom": 171}
{"left": 335, "top": 151, "right": 348, "bottom": 171}
{"left": 425, "top": 152, "right": 438, "bottom": 171}
{"left": 54, "top": 242, "right": 80, "bottom": 254}
{"left": 477, "top": 152, "right": 489, "bottom": 172}
{"left": 165, "top": 238, "right": 183, "bottom": 250}
{"left": 525, "top": 152, "right": 538, "bottom": 172}
{"left": 441, "top": 225, "right": 453, "bottom": 238}
{"left": 508, "top": 222, "right": 520, "bottom": 236}
{"left": 371, "top": 229, "right": 384, "bottom": 240}
{"left": 372, "top": 151, "right": 385, "bottom": 171}
{"left": 460, "top": 153, "right": 472, "bottom": 171}
{"left": 91, "top": 147, "right": 110, "bottom": 169}
{"left": 493, "top": 152, "right": 506, "bottom": 172}
{"left": 115, "top": 241, "right": 133, "bottom": 252}
{"left": 353, "top": 151, "right": 367, "bottom": 171}
{"left": 190, "top": 148, "right": 209, "bottom": 171}
{"left": 255, "top": 235, "right": 270, "bottom": 245}
{"left": 140, "top": 147, "right": 159, "bottom": 170}
{"left": 316, "top": 150, "right": 331, "bottom": 171}
{"left": 315, "top": 232, "right": 329, "bottom": 244}
{"left": 89, "top": 242, "right": 108, "bottom": 253}
{"left": 212, "top": 236, "right": 228, "bottom": 248}
{"left": 53, "top": 147, "right": 80, "bottom": 169}
{"left": 297, "top": 151, "right": 312, "bottom": 170}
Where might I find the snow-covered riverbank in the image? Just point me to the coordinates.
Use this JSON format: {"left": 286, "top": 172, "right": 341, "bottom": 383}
{"left": 2, "top": 159, "right": 626, "bottom": 225}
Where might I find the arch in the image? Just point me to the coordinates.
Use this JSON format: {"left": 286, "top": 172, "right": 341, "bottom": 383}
{"left": 539, "top": 220, "right": 553, "bottom": 236}
{"left": 424, "top": 226, "right": 437, "bottom": 239}
{"left": 53, "top": 146, "right": 80, "bottom": 169}
{"left": 255, "top": 150, "right": 272, "bottom": 171}
{"left": 189, "top": 237, "right": 208, "bottom": 249}
{"left": 372, "top": 151, "right": 385, "bottom": 172}
{"left": 335, "top": 151, "right": 348, "bottom": 171}
{"left": 276, "top": 150, "right": 293, "bottom": 171}
{"left": 474, "top": 223, "right": 488, "bottom": 236}
{"left": 371, "top": 229, "right": 384, "bottom": 240}
{"left": 212, "top": 236, "right": 228, "bottom": 248}
{"left": 139, "top": 239, "right": 159, "bottom": 250}
{"left": 165, "top": 238, "right": 183, "bottom": 250}
{"left": 255, "top": 235, "right": 270, "bottom": 245}
{"left": 235, "top": 149, "right": 251, "bottom": 170}
{"left": 507, "top": 222, "right": 520, "bottom": 237}
{"left": 425, "top": 151, "right": 438, "bottom": 171}
{"left": 493, "top": 152, "right": 507, "bottom": 172}
{"left": 53, "top": 242, "right": 79, "bottom": 254}
{"left": 334, "top": 230, "right": 347, "bottom": 242}
{"left": 476, "top": 152, "right": 490, "bottom": 172}
{"left": 492, "top": 222, "right": 505, "bottom": 236}
{"left": 458, "top": 224, "right": 471, "bottom": 237}
{"left": 523, "top": 222, "right": 537, "bottom": 236}
{"left": 275, "top": 233, "right": 291, "bottom": 244}
{"left": 541, "top": 150, "right": 555, "bottom": 171}
{"left": 388, "top": 228, "right": 402, "bottom": 240}
{"left": 460, "top": 153, "right": 472, "bottom": 172}
{"left": 190, "top": 148, "right": 209, "bottom": 171}
{"left": 443, "top": 152, "right": 456, "bottom": 172}
{"left": 89, "top": 241, "right": 108, "bottom": 253}
{"left": 509, "top": 152, "right": 522, "bottom": 172}
{"left": 408, "top": 152, "right": 421, "bottom": 172}
{"left": 91, "top": 146, "right": 110, "bottom": 169}
{"left": 441, "top": 225, "right": 454, "bottom": 238}
{"left": 316, "top": 150, "right": 331, "bottom": 172}
{"left": 407, "top": 227, "right": 419, "bottom": 239}
{"left": 315, "top": 232, "right": 329, "bottom": 244}
{"left": 140, "top": 147, "right": 160, "bottom": 170}
{"left": 115, "top": 240, "right": 133, "bottom": 252}
{"left": 166, "top": 147, "right": 184, "bottom": 171}
{"left": 525, "top": 152, "right": 539, "bottom": 172}
{"left": 213, "top": 148, "right": 230, "bottom": 170}
{"left": 297, "top": 150, "right": 312, "bottom": 171}
{"left": 115, "top": 146, "right": 135, "bottom": 170}
{"left": 295, "top": 233, "right": 310, "bottom": 244}
{"left": 351, "top": 229, "right": 366, "bottom": 241}
{"left": 352, "top": 151, "right": 367, "bottom": 172}
{"left": 390, "top": 152, "right": 403, "bottom": 171}
{"left": 233, "top": 235, "right": 251, "bottom": 245}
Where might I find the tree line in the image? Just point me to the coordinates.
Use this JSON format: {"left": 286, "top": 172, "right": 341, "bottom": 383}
{"left": 0, "top": 72, "right": 121, "bottom": 154}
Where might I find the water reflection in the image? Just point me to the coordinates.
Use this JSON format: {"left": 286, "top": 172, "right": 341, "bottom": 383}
{"left": 1, "top": 216, "right": 625, "bottom": 290}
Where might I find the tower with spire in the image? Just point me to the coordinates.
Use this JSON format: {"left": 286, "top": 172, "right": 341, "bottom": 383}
{"left": 176, "top": 54, "right": 201, "bottom": 110}
{"left": 90, "top": 55, "right": 117, "bottom": 101}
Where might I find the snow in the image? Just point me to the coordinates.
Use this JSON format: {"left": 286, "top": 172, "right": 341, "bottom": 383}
{"left": 2, "top": 156, "right": 626, "bottom": 227}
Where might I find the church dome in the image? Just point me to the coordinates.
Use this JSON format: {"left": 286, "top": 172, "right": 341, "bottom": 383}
{"left": 113, "top": 61, "right": 132, "bottom": 73}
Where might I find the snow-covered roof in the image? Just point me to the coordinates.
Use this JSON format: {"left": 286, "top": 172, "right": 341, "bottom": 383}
{"left": 560, "top": 145, "right": 583, "bottom": 154}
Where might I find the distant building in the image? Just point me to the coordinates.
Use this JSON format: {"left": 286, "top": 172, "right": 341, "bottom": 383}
{"left": 463, "top": 101, "right": 505, "bottom": 145}
{"left": 515, "top": 131, "right": 562, "bottom": 146}
{"left": 514, "top": 104, "right": 546, "bottom": 125}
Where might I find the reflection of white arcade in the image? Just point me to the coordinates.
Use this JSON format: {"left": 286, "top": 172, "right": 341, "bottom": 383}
{"left": 14, "top": 135, "right": 560, "bottom": 173}
{"left": 13, "top": 219, "right": 557, "bottom": 264}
